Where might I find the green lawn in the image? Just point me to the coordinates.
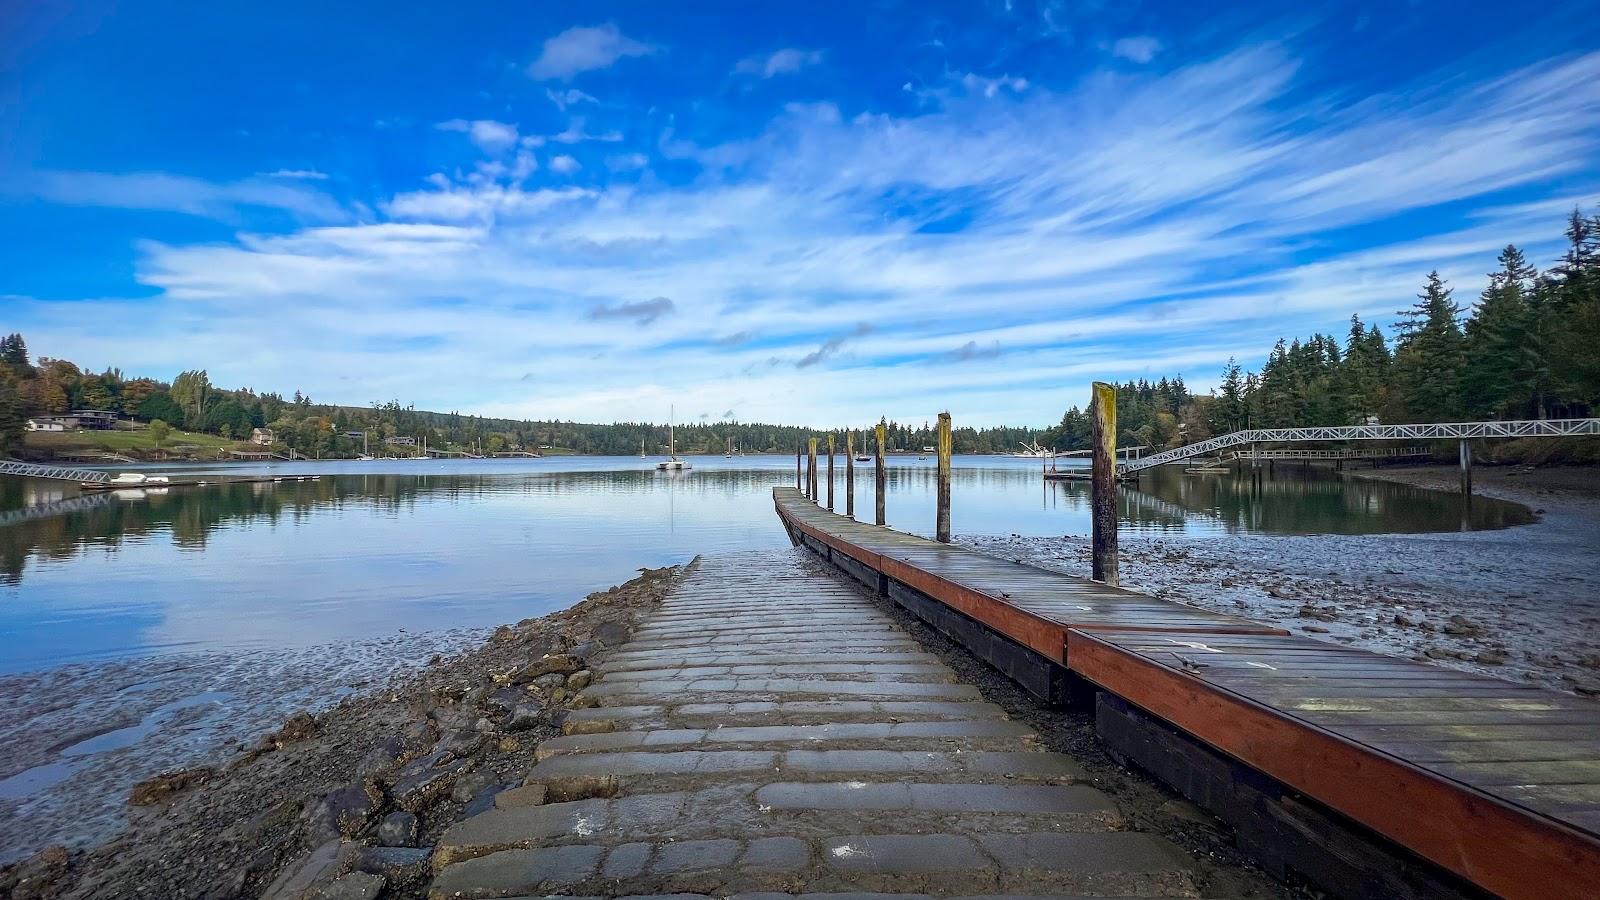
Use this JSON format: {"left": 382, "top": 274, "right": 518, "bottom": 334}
{"left": 24, "top": 428, "right": 248, "bottom": 456}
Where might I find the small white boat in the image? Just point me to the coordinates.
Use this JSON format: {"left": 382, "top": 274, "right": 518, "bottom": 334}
{"left": 657, "top": 406, "right": 692, "bottom": 471}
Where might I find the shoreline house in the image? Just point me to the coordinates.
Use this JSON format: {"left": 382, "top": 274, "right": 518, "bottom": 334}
{"left": 250, "top": 427, "right": 276, "bottom": 446}
{"left": 385, "top": 436, "right": 417, "bottom": 448}
{"left": 26, "top": 410, "right": 117, "bottom": 431}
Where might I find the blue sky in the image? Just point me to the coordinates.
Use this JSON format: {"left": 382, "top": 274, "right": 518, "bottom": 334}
{"left": 2, "top": 2, "right": 1597, "bottom": 427}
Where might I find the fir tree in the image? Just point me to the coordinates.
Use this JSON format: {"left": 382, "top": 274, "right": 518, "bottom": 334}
{"left": 1209, "top": 358, "right": 1247, "bottom": 434}
{"left": 1463, "top": 245, "right": 1535, "bottom": 417}
{"left": 1394, "top": 271, "right": 1465, "bottom": 421}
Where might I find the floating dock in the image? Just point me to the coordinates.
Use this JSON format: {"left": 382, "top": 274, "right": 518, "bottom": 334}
{"left": 773, "top": 486, "right": 1600, "bottom": 900}
{"left": 78, "top": 475, "right": 321, "bottom": 492}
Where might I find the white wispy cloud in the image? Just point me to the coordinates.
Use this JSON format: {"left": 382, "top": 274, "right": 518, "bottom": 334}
{"left": 1111, "top": 36, "right": 1163, "bottom": 64}
{"left": 547, "top": 88, "right": 598, "bottom": 111}
{"left": 735, "top": 48, "right": 823, "bottom": 78}
{"left": 527, "top": 24, "right": 654, "bottom": 81}
{"left": 17, "top": 45, "right": 1600, "bottom": 427}
{"left": 21, "top": 170, "right": 345, "bottom": 222}
{"left": 436, "top": 119, "right": 521, "bottom": 154}
{"left": 263, "top": 169, "right": 330, "bottom": 180}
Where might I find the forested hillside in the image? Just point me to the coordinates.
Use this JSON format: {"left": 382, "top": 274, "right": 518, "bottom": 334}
{"left": 0, "top": 345, "right": 1043, "bottom": 458}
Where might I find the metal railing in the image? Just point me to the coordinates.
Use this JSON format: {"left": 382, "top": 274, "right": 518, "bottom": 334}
{"left": 0, "top": 461, "right": 112, "bottom": 483}
{"left": 1122, "top": 419, "right": 1600, "bottom": 474}
{"left": 1215, "top": 446, "right": 1432, "bottom": 462}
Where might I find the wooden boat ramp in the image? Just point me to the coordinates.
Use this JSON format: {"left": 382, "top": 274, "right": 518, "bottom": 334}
{"left": 774, "top": 486, "right": 1600, "bottom": 900}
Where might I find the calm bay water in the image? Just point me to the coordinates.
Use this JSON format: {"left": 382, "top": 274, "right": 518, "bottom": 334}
{"left": 0, "top": 455, "right": 1532, "bottom": 673}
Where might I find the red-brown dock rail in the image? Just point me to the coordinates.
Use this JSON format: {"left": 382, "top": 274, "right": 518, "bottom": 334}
{"left": 773, "top": 486, "right": 1600, "bottom": 900}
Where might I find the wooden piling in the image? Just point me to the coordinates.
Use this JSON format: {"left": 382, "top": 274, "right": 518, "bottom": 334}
{"left": 1090, "top": 382, "right": 1119, "bottom": 586}
{"left": 935, "top": 412, "right": 952, "bottom": 543}
{"left": 845, "top": 431, "right": 855, "bottom": 518}
{"left": 1459, "top": 439, "right": 1472, "bottom": 495}
{"left": 826, "top": 434, "right": 836, "bottom": 511}
{"left": 808, "top": 438, "right": 818, "bottom": 502}
{"left": 874, "top": 419, "right": 887, "bottom": 526}
{"left": 795, "top": 443, "right": 802, "bottom": 490}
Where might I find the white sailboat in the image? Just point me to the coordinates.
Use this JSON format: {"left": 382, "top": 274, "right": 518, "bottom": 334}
{"left": 657, "top": 406, "right": 691, "bottom": 471}
{"left": 1009, "top": 440, "right": 1054, "bottom": 459}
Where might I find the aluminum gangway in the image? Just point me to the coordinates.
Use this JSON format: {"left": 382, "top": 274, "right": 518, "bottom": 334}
{"left": 1121, "top": 418, "right": 1600, "bottom": 474}
{"left": 0, "top": 460, "right": 111, "bottom": 483}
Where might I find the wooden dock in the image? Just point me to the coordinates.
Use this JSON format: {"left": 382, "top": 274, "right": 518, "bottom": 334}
{"left": 427, "top": 551, "right": 1208, "bottom": 898}
{"left": 773, "top": 486, "right": 1600, "bottom": 900}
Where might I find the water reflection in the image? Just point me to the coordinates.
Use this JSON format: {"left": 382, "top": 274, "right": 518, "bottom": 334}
{"left": 1116, "top": 465, "right": 1535, "bottom": 534}
{"left": 0, "top": 456, "right": 1532, "bottom": 670}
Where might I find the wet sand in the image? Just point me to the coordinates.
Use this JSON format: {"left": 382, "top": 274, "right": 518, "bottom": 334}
{"left": 965, "top": 464, "right": 1600, "bottom": 696}
{"left": 0, "top": 564, "right": 679, "bottom": 898}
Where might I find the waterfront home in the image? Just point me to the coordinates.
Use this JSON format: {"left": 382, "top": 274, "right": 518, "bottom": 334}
{"left": 25, "top": 410, "right": 116, "bottom": 430}
{"left": 250, "top": 427, "right": 276, "bottom": 445}
{"left": 386, "top": 436, "right": 417, "bottom": 447}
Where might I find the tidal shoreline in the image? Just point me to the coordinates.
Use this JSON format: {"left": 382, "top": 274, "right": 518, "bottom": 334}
{"left": 966, "top": 463, "right": 1600, "bottom": 696}
{"left": 0, "top": 563, "right": 682, "bottom": 899}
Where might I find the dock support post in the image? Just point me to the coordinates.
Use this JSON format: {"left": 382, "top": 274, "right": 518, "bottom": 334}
{"left": 1091, "top": 381, "right": 1119, "bottom": 586}
{"left": 874, "top": 419, "right": 887, "bottom": 526}
{"left": 796, "top": 443, "right": 802, "bottom": 490}
{"left": 826, "top": 434, "right": 835, "bottom": 511}
{"left": 845, "top": 431, "right": 855, "bottom": 518}
{"left": 1459, "top": 439, "right": 1472, "bottom": 495}
{"left": 935, "top": 412, "right": 952, "bottom": 543}
{"left": 808, "top": 438, "right": 818, "bottom": 502}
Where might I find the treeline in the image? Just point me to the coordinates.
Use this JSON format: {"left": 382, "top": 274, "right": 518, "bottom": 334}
{"left": 1042, "top": 207, "right": 1600, "bottom": 451}
{"left": 0, "top": 339, "right": 1044, "bottom": 457}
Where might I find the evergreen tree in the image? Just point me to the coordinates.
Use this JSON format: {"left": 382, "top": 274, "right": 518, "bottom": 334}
{"left": 0, "top": 334, "right": 31, "bottom": 375}
{"left": 1209, "top": 358, "right": 1247, "bottom": 434}
{"left": 1463, "top": 245, "right": 1536, "bottom": 417}
{"left": 1547, "top": 208, "right": 1600, "bottom": 409}
{"left": 1394, "top": 271, "right": 1465, "bottom": 421}
{"left": 0, "top": 374, "right": 23, "bottom": 454}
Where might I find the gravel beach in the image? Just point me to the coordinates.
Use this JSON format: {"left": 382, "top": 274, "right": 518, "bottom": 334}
{"left": 965, "top": 464, "right": 1600, "bottom": 696}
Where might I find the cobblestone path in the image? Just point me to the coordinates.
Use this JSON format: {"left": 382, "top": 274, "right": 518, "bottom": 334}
{"left": 428, "top": 550, "right": 1201, "bottom": 898}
